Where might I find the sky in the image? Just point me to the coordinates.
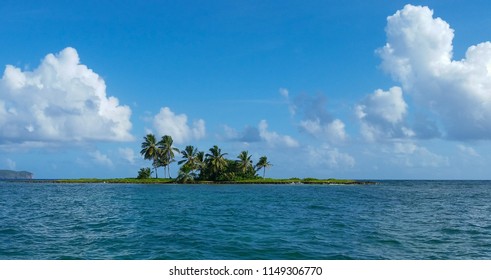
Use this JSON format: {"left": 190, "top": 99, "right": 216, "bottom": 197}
{"left": 1, "top": 0, "right": 491, "bottom": 179}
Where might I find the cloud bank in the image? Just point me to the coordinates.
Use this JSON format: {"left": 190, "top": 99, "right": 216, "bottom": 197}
{"left": 0, "top": 47, "right": 133, "bottom": 145}
{"left": 378, "top": 4, "right": 491, "bottom": 140}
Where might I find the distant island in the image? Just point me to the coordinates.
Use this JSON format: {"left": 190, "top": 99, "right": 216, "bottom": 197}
{"left": 0, "top": 170, "right": 33, "bottom": 179}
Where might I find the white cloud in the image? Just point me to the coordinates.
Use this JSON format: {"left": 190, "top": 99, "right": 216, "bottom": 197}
{"left": 258, "top": 120, "right": 299, "bottom": 148}
{"left": 307, "top": 145, "right": 355, "bottom": 169}
{"left": 279, "top": 87, "right": 296, "bottom": 116}
{"left": 0, "top": 47, "right": 133, "bottom": 145}
{"left": 220, "top": 121, "right": 298, "bottom": 148}
{"left": 292, "top": 93, "right": 348, "bottom": 143}
{"left": 378, "top": 4, "right": 491, "bottom": 140}
{"left": 89, "top": 150, "right": 113, "bottom": 167}
{"left": 119, "top": 147, "right": 137, "bottom": 164}
{"left": 300, "top": 118, "right": 347, "bottom": 143}
{"left": 358, "top": 87, "right": 407, "bottom": 124}
{"left": 222, "top": 125, "right": 240, "bottom": 140}
{"left": 391, "top": 141, "right": 449, "bottom": 168}
{"left": 153, "top": 107, "right": 205, "bottom": 144}
{"left": 279, "top": 88, "right": 289, "bottom": 98}
{"left": 457, "top": 144, "right": 479, "bottom": 157}
{"left": 220, "top": 124, "right": 261, "bottom": 143}
{"left": 356, "top": 86, "right": 412, "bottom": 141}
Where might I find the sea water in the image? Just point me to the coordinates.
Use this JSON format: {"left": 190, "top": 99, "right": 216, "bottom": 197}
{"left": 1, "top": 180, "right": 490, "bottom": 259}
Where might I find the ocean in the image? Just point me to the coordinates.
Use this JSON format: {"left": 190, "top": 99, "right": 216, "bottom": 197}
{"left": 1, "top": 180, "right": 490, "bottom": 259}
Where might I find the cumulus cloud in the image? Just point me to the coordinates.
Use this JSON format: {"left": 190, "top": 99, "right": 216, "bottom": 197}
{"left": 0, "top": 47, "right": 133, "bottom": 145}
{"left": 457, "top": 144, "right": 479, "bottom": 157}
{"left": 300, "top": 118, "right": 347, "bottom": 143}
{"left": 390, "top": 141, "right": 449, "bottom": 168}
{"left": 153, "top": 107, "right": 205, "bottom": 144}
{"left": 356, "top": 86, "right": 414, "bottom": 141}
{"left": 378, "top": 4, "right": 491, "bottom": 140}
{"left": 119, "top": 147, "right": 137, "bottom": 164}
{"left": 292, "top": 93, "right": 348, "bottom": 143}
{"left": 306, "top": 145, "right": 355, "bottom": 169}
{"left": 221, "top": 124, "right": 261, "bottom": 143}
{"left": 222, "top": 120, "right": 299, "bottom": 148}
{"left": 258, "top": 120, "right": 299, "bottom": 148}
{"left": 89, "top": 150, "right": 113, "bottom": 167}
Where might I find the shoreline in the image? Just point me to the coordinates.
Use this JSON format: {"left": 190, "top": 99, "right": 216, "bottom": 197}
{"left": 3, "top": 178, "right": 375, "bottom": 185}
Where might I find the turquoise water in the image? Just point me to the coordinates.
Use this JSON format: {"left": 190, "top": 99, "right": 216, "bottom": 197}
{"left": 1, "top": 180, "right": 491, "bottom": 259}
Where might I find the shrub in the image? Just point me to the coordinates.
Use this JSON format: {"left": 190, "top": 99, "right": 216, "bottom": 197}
{"left": 137, "top": 168, "right": 152, "bottom": 179}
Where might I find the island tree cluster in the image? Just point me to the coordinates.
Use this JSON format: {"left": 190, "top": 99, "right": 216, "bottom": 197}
{"left": 139, "top": 134, "right": 272, "bottom": 182}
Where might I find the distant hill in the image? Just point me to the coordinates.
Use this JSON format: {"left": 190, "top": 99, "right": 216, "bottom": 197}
{"left": 0, "top": 170, "right": 33, "bottom": 179}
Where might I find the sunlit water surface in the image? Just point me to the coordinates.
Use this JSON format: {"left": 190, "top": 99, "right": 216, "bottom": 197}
{"left": 1, "top": 180, "right": 491, "bottom": 259}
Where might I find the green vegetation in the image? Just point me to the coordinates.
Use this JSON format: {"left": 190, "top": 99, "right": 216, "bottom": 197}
{"left": 49, "top": 133, "right": 373, "bottom": 185}
{"left": 135, "top": 133, "right": 373, "bottom": 185}
{"left": 139, "top": 134, "right": 276, "bottom": 183}
{"left": 140, "top": 134, "right": 160, "bottom": 178}
{"left": 52, "top": 178, "right": 175, "bottom": 184}
{"left": 137, "top": 168, "right": 152, "bottom": 179}
{"left": 256, "top": 156, "right": 272, "bottom": 178}
{"left": 49, "top": 177, "right": 370, "bottom": 185}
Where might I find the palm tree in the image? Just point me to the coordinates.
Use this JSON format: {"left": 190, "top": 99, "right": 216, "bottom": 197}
{"left": 176, "top": 165, "right": 197, "bottom": 183}
{"left": 140, "top": 134, "right": 160, "bottom": 178}
{"left": 196, "top": 151, "right": 206, "bottom": 177}
{"left": 205, "top": 145, "right": 228, "bottom": 180}
{"left": 137, "top": 167, "right": 152, "bottom": 179}
{"left": 256, "top": 156, "right": 272, "bottom": 178}
{"left": 178, "top": 145, "right": 200, "bottom": 170}
{"left": 237, "top": 151, "right": 253, "bottom": 175}
{"left": 157, "top": 135, "right": 180, "bottom": 178}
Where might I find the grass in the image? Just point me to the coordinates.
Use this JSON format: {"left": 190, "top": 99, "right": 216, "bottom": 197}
{"left": 48, "top": 177, "right": 373, "bottom": 185}
{"left": 52, "top": 178, "right": 175, "bottom": 184}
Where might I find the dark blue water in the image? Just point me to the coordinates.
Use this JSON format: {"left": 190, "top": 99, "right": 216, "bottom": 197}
{"left": 1, "top": 180, "right": 491, "bottom": 259}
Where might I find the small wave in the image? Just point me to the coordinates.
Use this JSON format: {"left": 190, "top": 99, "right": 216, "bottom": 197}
{"left": 2, "top": 180, "right": 491, "bottom": 259}
{"left": 0, "top": 228, "right": 18, "bottom": 235}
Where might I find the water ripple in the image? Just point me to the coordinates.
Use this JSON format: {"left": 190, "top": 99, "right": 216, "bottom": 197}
{"left": 1, "top": 181, "right": 491, "bottom": 259}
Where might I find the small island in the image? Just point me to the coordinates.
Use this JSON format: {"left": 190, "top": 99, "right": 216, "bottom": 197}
{"left": 51, "top": 177, "right": 372, "bottom": 185}
{"left": 16, "top": 134, "right": 371, "bottom": 185}
{"left": 0, "top": 170, "right": 33, "bottom": 180}
{"left": 50, "top": 134, "right": 373, "bottom": 185}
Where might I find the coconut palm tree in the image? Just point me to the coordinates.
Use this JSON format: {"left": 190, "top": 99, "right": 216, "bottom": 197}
{"left": 195, "top": 151, "right": 206, "bottom": 177}
{"left": 205, "top": 145, "right": 228, "bottom": 180}
{"left": 237, "top": 150, "right": 253, "bottom": 176}
{"left": 176, "top": 165, "right": 198, "bottom": 183}
{"left": 158, "top": 135, "right": 180, "bottom": 178}
{"left": 178, "top": 145, "right": 200, "bottom": 170}
{"left": 256, "top": 156, "right": 272, "bottom": 178}
{"left": 140, "top": 134, "right": 160, "bottom": 178}
{"left": 137, "top": 167, "right": 152, "bottom": 179}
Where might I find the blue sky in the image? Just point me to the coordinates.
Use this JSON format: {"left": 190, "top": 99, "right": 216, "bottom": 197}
{"left": 1, "top": 1, "right": 491, "bottom": 179}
